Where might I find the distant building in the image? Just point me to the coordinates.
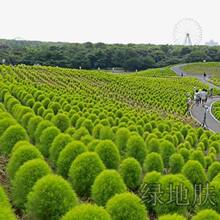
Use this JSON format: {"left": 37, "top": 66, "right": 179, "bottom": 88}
{"left": 205, "top": 40, "right": 219, "bottom": 46}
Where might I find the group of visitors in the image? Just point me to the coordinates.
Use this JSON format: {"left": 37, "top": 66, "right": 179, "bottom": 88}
{"left": 194, "top": 88, "right": 213, "bottom": 105}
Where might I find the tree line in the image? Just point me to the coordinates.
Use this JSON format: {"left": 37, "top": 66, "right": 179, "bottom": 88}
{"left": 0, "top": 39, "right": 220, "bottom": 71}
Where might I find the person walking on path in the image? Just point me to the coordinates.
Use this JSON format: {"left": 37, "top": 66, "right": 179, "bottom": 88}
{"left": 194, "top": 90, "right": 201, "bottom": 106}
{"left": 200, "top": 89, "right": 208, "bottom": 105}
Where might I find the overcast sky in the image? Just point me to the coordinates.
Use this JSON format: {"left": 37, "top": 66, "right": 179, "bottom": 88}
{"left": 1, "top": 0, "right": 219, "bottom": 44}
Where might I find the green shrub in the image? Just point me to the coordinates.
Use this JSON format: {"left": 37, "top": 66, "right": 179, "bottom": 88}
{"left": 7, "top": 145, "right": 43, "bottom": 181}
{"left": 119, "top": 157, "right": 142, "bottom": 190}
{"left": 127, "top": 135, "right": 146, "bottom": 165}
{"left": 57, "top": 141, "right": 87, "bottom": 178}
{"left": 155, "top": 174, "right": 193, "bottom": 215}
{"left": 92, "top": 124, "right": 104, "bottom": 139}
{"left": 0, "top": 125, "right": 29, "bottom": 155}
{"left": 179, "top": 148, "right": 190, "bottom": 162}
{"left": 169, "top": 153, "right": 184, "bottom": 174}
{"left": 146, "top": 138, "right": 160, "bottom": 153}
{"left": 95, "top": 140, "right": 120, "bottom": 169}
{"left": 115, "top": 127, "right": 130, "bottom": 155}
{"left": 12, "top": 159, "right": 51, "bottom": 209}
{"left": 207, "top": 161, "right": 220, "bottom": 181}
{"left": 26, "top": 174, "right": 78, "bottom": 220}
{"left": 0, "top": 186, "right": 11, "bottom": 207}
{"left": 62, "top": 204, "right": 111, "bottom": 220}
{"left": 106, "top": 192, "right": 147, "bottom": 220}
{"left": 192, "top": 209, "right": 220, "bottom": 220}
{"left": 159, "top": 214, "right": 186, "bottom": 220}
{"left": 49, "top": 133, "right": 72, "bottom": 165}
{"left": 49, "top": 102, "right": 61, "bottom": 114}
{"left": 52, "top": 113, "right": 70, "bottom": 132}
{"left": 99, "top": 126, "right": 114, "bottom": 140}
{"left": 92, "top": 170, "right": 127, "bottom": 206}
{"left": 0, "top": 118, "right": 16, "bottom": 137}
{"left": 209, "top": 141, "right": 220, "bottom": 154}
{"left": 81, "top": 119, "right": 94, "bottom": 134}
{"left": 34, "top": 120, "right": 53, "bottom": 144}
{"left": 38, "top": 126, "right": 60, "bottom": 157}
{"left": 27, "top": 116, "right": 43, "bottom": 141}
{"left": 70, "top": 114, "right": 80, "bottom": 127}
{"left": 73, "top": 127, "right": 90, "bottom": 140}
{"left": 87, "top": 139, "right": 100, "bottom": 151}
{"left": 141, "top": 171, "right": 161, "bottom": 210}
{"left": 202, "top": 180, "right": 220, "bottom": 212}
{"left": 182, "top": 160, "right": 207, "bottom": 186}
{"left": 21, "top": 113, "right": 35, "bottom": 129}
{"left": 68, "top": 152, "right": 105, "bottom": 197}
{"left": 160, "top": 140, "right": 175, "bottom": 169}
{"left": 81, "top": 134, "right": 93, "bottom": 145}
{"left": 143, "top": 152, "right": 164, "bottom": 173}
{"left": 190, "top": 150, "right": 206, "bottom": 167}
{"left": 0, "top": 206, "right": 17, "bottom": 220}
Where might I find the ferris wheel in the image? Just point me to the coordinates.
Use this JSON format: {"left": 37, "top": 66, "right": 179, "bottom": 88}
{"left": 173, "top": 18, "right": 203, "bottom": 45}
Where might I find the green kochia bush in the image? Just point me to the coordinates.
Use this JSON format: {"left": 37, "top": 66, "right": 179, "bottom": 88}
{"left": 26, "top": 174, "right": 78, "bottom": 220}
{"left": 207, "top": 161, "right": 220, "bottom": 181}
{"left": 126, "top": 135, "right": 146, "bottom": 165}
{"left": 34, "top": 120, "right": 53, "bottom": 144}
{"left": 143, "top": 152, "right": 164, "bottom": 173}
{"left": 202, "top": 180, "right": 220, "bottom": 213}
{"left": 49, "top": 133, "right": 72, "bottom": 165}
{"left": 155, "top": 174, "right": 193, "bottom": 216}
{"left": 52, "top": 113, "right": 70, "bottom": 132}
{"left": 0, "top": 118, "right": 16, "bottom": 137}
{"left": 119, "top": 157, "right": 142, "bottom": 190}
{"left": 0, "top": 125, "right": 29, "bottom": 155}
{"left": 7, "top": 145, "right": 43, "bottom": 181}
{"left": 159, "top": 214, "right": 186, "bottom": 220}
{"left": 92, "top": 170, "right": 127, "bottom": 206}
{"left": 115, "top": 127, "right": 130, "bottom": 155}
{"left": 106, "top": 192, "right": 147, "bottom": 220}
{"left": 0, "top": 206, "right": 17, "bottom": 220}
{"left": 57, "top": 141, "right": 87, "bottom": 178}
{"left": 95, "top": 140, "right": 120, "bottom": 169}
{"left": 192, "top": 209, "right": 220, "bottom": 220}
{"left": 11, "top": 140, "right": 33, "bottom": 154}
{"left": 182, "top": 160, "right": 207, "bottom": 186}
{"left": 12, "top": 159, "right": 51, "bottom": 209}
{"left": 169, "top": 153, "right": 184, "bottom": 174}
{"left": 68, "top": 152, "right": 105, "bottom": 197}
{"left": 146, "top": 138, "right": 160, "bottom": 153}
{"left": 27, "top": 116, "right": 43, "bottom": 141}
{"left": 190, "top": 150, "right": 206, "bottom": 168}
{"left": 160, "top": 140, "right": 175, "bottom": 169}
{"left": 0, "top": 186, "right": 17, "bottom": 220}
{"left": 62, "top": 204, "right": 111, "bottom": 220}
{"left": 38, "top": 126, "right": 60, "bottom": 157}
{"left": 0, "top": 186, "right": 11, "bottom": 207}
{"left": 141, "top": 171, "right": 161, "bottom": 211}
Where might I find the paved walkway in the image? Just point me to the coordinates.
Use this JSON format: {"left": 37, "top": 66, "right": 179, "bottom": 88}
{"left": 171, "top": 65, "right": 220, "bottom": 133}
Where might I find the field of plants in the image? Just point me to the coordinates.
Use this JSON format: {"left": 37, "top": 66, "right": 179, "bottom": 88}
{"left": 0, "top": 64, "right": 220, "bottom": 220}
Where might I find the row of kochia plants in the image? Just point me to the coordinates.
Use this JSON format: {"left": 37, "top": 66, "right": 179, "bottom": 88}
{"left": 1, "top": 64, "right": 210, "bottom": 115}
{"left": 0, "top": 65, "right": 220, "bottom": 220}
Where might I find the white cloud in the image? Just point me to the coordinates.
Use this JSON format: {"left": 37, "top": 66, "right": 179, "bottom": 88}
{"left": 0, "top": 0, "right": 219, "bottom": 44}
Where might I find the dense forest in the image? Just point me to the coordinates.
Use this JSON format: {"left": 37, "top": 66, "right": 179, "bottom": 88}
{"left": 0, "top": 39, "right": 220, "bottom": 71}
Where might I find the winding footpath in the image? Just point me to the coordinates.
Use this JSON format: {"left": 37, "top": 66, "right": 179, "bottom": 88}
{"left": 171, "top": 65, "right": 220, "bottom": 133}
